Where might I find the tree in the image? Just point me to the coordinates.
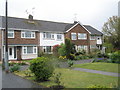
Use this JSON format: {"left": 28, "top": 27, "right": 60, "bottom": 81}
{"left": 102, "top": 16, "right": 120, "bottom": 50}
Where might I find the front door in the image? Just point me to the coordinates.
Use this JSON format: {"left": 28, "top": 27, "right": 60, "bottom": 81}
{"left": 8, "top": 47, "right": 17, "bottom": 60}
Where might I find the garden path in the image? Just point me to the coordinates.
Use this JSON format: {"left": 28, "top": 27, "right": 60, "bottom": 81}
{"left": 73, "top": 68, "right": 120, "bottom": 77}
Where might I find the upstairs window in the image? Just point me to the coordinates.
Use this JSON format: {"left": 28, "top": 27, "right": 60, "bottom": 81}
{"left": 57, "top": 34, "right": 62, "bottom": 40}
{"left": 43, "top": 32, "right": 54, "bottom": 39}
{"left": 71, "top": 33, "right": 77, "bottom": 40}
{"left": 8, "top": 30, "right": 14, "bottom": 38}
{"left": 21, "top": 31, "right": 35, "bottom": 38}
{"left": 90, "top": 35, "right": 96, "bottom": 40}
{"left": 78, "top": 33, "right": 87, "bottom": 39}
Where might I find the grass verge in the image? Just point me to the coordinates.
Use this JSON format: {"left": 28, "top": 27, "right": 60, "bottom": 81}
{"left": 14, "top": 68, "right": 118, "bottom": 88}
{"left": 73, "top": 62, "right": 120, "bottom": 73}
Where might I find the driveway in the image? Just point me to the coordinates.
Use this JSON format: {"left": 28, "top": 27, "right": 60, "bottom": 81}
{"left": 1, "top": 66, "right": 44, "bottom": 88}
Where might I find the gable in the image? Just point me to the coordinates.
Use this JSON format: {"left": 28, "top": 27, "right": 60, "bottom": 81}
{"left": 66, "top": 23, "right": 91, "bottom": 34}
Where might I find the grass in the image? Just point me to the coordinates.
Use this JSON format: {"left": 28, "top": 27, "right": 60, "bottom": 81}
{"left": 14, "top": 68, "right": 118, "bottom": 88}
{"left": 73, "top": 62, "right": 120, "bottom": 73}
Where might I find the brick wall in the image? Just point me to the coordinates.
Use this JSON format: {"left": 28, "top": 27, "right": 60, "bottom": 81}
{"left": 5, "top": 30, "right": 39, "bottom": 45}
{"left": 65, "top": 24, "right": 90, "bottom": 52}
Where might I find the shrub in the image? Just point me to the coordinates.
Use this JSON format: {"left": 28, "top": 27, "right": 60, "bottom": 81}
{"left": 29, "top": 57, "right": 54, "bottom": 81}
{"left": 53, "top": 44, "right": 61, "bottom": 56}
{"left": 67, "top": 60, "right": 74, "bottom": 67}
{"left": 10, "top": 64, "right": 20, "bottom": 72}
{"left": 110, "top": 51, "right": 120, "bottom": 63}
{"left": 58, "top": 44, "right": 66, "bottom": 56}
{"left": 53, "top": 72, "right": 62, "bottom": 86}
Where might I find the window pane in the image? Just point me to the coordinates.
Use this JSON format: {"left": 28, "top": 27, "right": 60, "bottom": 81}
{"left": 46, "top": 46, "right": 51, "bottom": 52}
{"left": 8, "top": 31, "right": 14, "bottom": 38}
{"left": 71, "top": 33, "right": 76, "bottom": 40}
{"left": 78, "top": 33, "right": 87, "bottom": 39}
{"left": 27, "top": 47, "right": 33, "bottom": 53}
{"left": 34, "top": 47, "right": 37, "bottom": 54}
{"left": 57, "top": 34, "right": 62, "bottom": 40}
{"left": 25, "top": 31, "right": 31, "bottom": 38}
{"left": 9, "top": 48, "right": 12, "bottom": 55}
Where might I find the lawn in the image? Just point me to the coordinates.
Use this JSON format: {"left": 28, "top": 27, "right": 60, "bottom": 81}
{"left": 14, "top": 68, "right": 118, "bottom": 88}
{"left": 73, "top": 62, "right": 120, "bottom": 73}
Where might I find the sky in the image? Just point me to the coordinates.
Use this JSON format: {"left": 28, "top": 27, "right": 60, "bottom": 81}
{"left": 0, "top": 0, "right": 119, "bottom": 31}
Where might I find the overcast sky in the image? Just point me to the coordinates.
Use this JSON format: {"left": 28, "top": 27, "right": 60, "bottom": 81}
{"left": 0, "top": 0, "right": 119, "bottom": 31}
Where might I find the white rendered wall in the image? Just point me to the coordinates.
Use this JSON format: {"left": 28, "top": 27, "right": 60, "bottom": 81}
{"left": 40, "top": 32, "right": 65, "bottom": 46}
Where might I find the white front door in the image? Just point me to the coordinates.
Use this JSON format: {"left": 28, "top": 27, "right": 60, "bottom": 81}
{"left": 8, "top": 47, "right": 16, "bottom": 60}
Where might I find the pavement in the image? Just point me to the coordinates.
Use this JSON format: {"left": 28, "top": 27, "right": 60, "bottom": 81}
{"left": 73, "top": 68, "right": 120, "bottom": 77}
{"left": 1, "top": 66, "right": 44, "bottom": 88}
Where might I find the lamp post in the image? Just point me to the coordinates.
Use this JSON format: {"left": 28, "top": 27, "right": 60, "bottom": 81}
{"left": 5, "top": 0, "right": 9, "bottom": 73}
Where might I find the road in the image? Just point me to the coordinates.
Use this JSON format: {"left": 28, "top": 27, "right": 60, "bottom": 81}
{"left": 1, "top": 66, "right": 44, "bottom": 88}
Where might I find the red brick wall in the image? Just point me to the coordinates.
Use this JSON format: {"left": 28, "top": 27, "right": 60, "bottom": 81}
{"left": 65, "top": 24, "right": 90, "bottom": 52}
{"left": 5, "top": 30, "right": 39, "bottom": 45}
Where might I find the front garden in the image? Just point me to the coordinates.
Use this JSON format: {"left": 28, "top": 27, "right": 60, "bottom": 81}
{"left": 6, "top": 38, "right": 120, "bottom": 88}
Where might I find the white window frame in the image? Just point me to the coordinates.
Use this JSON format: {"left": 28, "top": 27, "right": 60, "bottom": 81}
{"left": 43, "top": 32, "right": 54, "bottom": 39}
{"left": 21, "top": 31, "right": 35, "bottom": 38}
{"left": 22, "top": 46, "right": 37, "bottom": 54}
{"left": 57, "top": 34, "right": 62, "bottom": 40}
{"left": 78, "top": 33, "right": 87, "bottom": 39}
{"left": 90, "top": 35, "right": 96, "bottom": 40}
{"left": 71, "top": 33, "right": 77, "bottom": 40}
{"left": 77, "top": 45, "right": 87, "bottom": 51}
{"left": 8, "top": 30, "right": 14, "bottom": 38}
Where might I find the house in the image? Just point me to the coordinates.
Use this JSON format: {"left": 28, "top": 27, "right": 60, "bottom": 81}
{"left": 0, "top": 15, "right": 39, "bottom": 60}
{"left": 65, "top": 21, "right": 103, "bottom": 53}
{"left": 0, "top": 15, "right": 103, "bottom": 61}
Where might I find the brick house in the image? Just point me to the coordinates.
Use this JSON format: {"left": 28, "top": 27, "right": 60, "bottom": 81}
{"left": 65, "top": 21, "right": 103, "bottom": 53}
{"left": 0, "top": 15, "right": 103, "bottom": 60}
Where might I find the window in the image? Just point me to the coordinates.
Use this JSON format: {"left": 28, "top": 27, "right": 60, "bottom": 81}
{"left": 57, "top": 34, "right": 62, "bottom": 40}
{"left": 21, "top": 31, "right": 35, "bottom": 38}
{"left": 43, "top": 46, "right": 52, "bottom": 53}
{"left": 71, "top": 33, "right": 76, "bottom": 40}
{"left": 90, "top": 35, "right": 96, "bottom": 40}
{"left": 78, "top": 33, "right": 87, "bottom": 39}
{"left": 43, "top": 32, "right": 54, "bottom": 39}
{"left": 8, "top": 30, "right": 14, "bottom": 38}
{"left": 23, "top": 46, "right": 37, "bottom": 54}
{"left": 90, "top": 45, "right": 97, "bottom": 49}
{"left": 77, "top": 45, "right": 87, "bottom": 51}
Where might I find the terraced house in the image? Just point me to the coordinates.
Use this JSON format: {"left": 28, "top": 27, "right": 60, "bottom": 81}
{"left": 0, "top": 15, "right": 103, "bottom": 61}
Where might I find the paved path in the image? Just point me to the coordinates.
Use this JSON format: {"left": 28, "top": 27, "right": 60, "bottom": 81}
{"left": 73, "top": 68, "right": 120, "bottom": 77}
{"left": 73, "top": 59, "right": 93, "bottom": 64}
{"left": 1, "top": 66, "right": 44, "bottom": 88}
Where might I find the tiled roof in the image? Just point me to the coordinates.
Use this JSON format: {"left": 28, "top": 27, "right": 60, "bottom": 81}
{"left": 0, "top": 16, "right": 103, "bottom": 35}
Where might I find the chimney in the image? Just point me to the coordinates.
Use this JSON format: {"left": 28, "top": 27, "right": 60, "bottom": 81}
{"left": 74, "top": 21, "right": 78, "bottom": 24}
{"left": 28, "top": 14, "right": 33, "bottom": 20}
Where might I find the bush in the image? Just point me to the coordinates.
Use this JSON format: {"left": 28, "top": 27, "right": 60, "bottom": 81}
{"left": 10, "top": 64, "right": 20, "bottom": 72}
{"left": 29, "top": 57, "right": 54, "bottom": 81}
{"left": 110, "top": 51, "right": 120, "bottom": 63}
{"left": 53, "top": 72, "right": 62, "bottom": 86}
{"left": 67, "top": 60, "right": 74, "bottom": 67}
